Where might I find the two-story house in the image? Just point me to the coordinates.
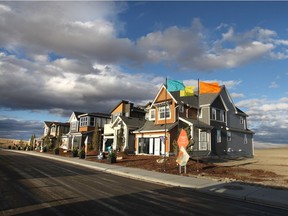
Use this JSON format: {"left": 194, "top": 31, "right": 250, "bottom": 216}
{"left": 103, "top": 100, "right": 146, "bottom": 153}
{"left": 133, "top": 85, "right": 212, "bottom": 156}
{"left": 78, "top": 112, "right": 111, "bottom": 149}
{"left": 41, "top": 121, "right": 70, "bottom": 149}
{"left": 61, "top": 111, "right": 84, "bottom": 150}
{"left": 133, "top": 84, "right": 254, "bottom": 158}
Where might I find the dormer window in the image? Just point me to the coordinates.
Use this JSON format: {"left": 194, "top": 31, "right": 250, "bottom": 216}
{"left": 158, "top": 105, "right": 171, "bottom": 120}
{"left": 149, "top": 109, "right": 155, "bottom": 121}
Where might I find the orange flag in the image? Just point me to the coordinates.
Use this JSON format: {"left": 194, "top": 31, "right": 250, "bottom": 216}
{"left": 199, "top": 81, "right": 221, "bottom": 94}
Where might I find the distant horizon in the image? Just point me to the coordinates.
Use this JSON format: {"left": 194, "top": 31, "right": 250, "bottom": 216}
{"left": 1, "top": 138, "right": 288, "bottom": 150}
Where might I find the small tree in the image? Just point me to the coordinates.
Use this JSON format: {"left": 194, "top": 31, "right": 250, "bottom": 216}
{"left": 56, "top": 126, "right": 63, "bottom": 148}
{"left": 29, "top": 134, "right": 35, "bottom": 150}
{"left": 91, "top": 123, "right": 101, "bottom": 152}
{"left": 184, "top": 126, "right": 194, "bottom": 154}
{"left": 116, "top": 127, "right": 124, "bottom": 152}
{"left": 172, "top": 139, "right": 179, "bottom": 156}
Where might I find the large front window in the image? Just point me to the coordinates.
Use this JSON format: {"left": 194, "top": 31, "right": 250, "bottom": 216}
{"left": 158, "top": 105, "right": 171, "bottom": 120}
{"left": 138, "top": 137, "right": 165, "bottom": 155}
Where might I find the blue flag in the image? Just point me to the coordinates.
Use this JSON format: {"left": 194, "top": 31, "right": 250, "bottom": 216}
{"left": 167, "top": 79, "right": 185, "bottom": 92}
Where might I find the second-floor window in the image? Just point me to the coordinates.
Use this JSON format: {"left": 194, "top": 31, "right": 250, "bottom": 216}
{"left": 70, "top": 122, "right": 77, "bottom": 131}
{"left": 211, "top": 108, "right": 225, "bottom": 122}
{"left": 149, "top": 109, "right": 155, "bottom": 121}
{"left": 158, "top": 105, "right": 171, "bottom": 120}
{"left": 80, "top": 117, "right": 88, "bottom": 127}
{"left": 90, "top": 117, "right": 95, "bottom": 126}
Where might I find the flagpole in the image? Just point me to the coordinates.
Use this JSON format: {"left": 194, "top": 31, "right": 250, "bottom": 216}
{"left": 197, "top": 78, "right": 200, "bottom": 172}
{"left": 164, "top": 77, "right": 167, "bottom": 172}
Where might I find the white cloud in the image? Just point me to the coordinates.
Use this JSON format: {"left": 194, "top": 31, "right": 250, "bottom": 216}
{"left": 236, "top": 98, "right": 288, "bottom": 144}
{"left": 269, "top": 81, "right": 278, "bottom": 88}
{"left": 0, "top": 4, "right": 11, "bottom": 13}
{"left": 230, "top": 93, "right": 244, "bottom": 99}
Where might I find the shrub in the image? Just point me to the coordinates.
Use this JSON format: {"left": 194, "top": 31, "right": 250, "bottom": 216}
{"left": 54, "top": 147, "right": 60, "bottom": 155}
{"left": 72, "top": 148, "right": 78, "bottom": 157}
{"left": 78, "top": 148, "right": 85, "bottom": 159}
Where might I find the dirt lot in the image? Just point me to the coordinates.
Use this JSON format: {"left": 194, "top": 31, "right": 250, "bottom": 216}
{"left": 84, "top": 147, "right": 288, "bottom": 190}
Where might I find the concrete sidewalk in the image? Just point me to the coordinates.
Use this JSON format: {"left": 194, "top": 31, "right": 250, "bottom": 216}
{"left": 9, "top": 150, "right": 288, "bottom": 210}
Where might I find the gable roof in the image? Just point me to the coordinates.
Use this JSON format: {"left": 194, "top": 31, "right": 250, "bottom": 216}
{"left": 151, "top": 84, "right": 177, "bottom": 107}
{"left": 236, "top": 107, "right": 248, "bottom": 117}
{"left": 69, "top": 111, "right": 85, "bottom": 122}
{"left": 110, "top": 100, "right": 129, "bottom": 114}
{"left": 112, "top": 116, "right": 145, "bottom": 129}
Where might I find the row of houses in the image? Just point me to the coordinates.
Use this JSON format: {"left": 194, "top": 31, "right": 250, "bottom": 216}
{"left": 39, "top": 84, "right": 254, "bottom": 158}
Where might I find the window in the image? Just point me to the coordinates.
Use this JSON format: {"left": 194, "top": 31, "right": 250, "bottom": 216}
{"left": 80, "top": 117, "right": 88, "bottom": 127}
{"left": 227, "top": 131, "right": 232, "bottom": 141}
{"left": 158, "top": 105, "right": 171, "bottom": 120}
{"left": 199, "top": 132, "right": 207, "bottom": 150}
{"left": 90, "top": 117, "right": 95, "bottom": 126}
{"left": 70, "top": 122, "right": 77, "bottom": 132}
{"left": 217, "top": 129, "right": 221, "bottom": 143}
{"left": 212, "top": 108, "right": 225, "bottom": 122}
{"left": 220, "top": 110, "right": 225, "bottom": 122}
{"left": 240, "top": 116, "right": 244, "bottom": 124}
{"left": 244, "top": 134, "right": 248, "bottom": 144}
{"left": 149, "top": 109, "right": 155, "bottom": 120}
{"left": 212, "top": 108, "right": 216, "bottom": 120}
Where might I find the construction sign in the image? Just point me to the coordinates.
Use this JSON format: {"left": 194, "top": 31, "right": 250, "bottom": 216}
{"left": 177, "top": 129, "right": 189, "bottom": 149}
{"left": 176, "top": 146, "right": 190, "bottom": 167}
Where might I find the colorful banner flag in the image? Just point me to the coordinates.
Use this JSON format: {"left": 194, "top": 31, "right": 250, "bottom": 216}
{"left": 167, "top": 79, "right": 185, "bottom": 92}
{"left": 199, "top": 81, "right": 221, "bottom": 94}
{"left": 180, "top": 86, "right": 195, "bottom": 97}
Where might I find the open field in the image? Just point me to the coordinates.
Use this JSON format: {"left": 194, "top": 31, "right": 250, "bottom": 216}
{"left": 212, "top": 147, "right": 288, "bottom": 188}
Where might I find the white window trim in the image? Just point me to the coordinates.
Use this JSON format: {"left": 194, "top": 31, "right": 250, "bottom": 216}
{"left": 149, "top": 109, "right": 155, "bottom": 121}
{"left": 158, "top": 105, "right": 171, "bottom": 120}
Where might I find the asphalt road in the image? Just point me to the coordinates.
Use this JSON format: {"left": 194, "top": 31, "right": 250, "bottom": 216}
{"left": 1, "top": 150, "right": 288, "bottom": 216}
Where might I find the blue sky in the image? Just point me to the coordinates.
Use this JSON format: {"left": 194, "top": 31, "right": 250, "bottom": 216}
{"left": 0, "top": 1, "right": 288, "bottom": 146}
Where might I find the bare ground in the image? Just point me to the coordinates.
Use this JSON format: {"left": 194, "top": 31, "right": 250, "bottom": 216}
{"left": 85, "top": 147, "right": 288, "bottom": 190}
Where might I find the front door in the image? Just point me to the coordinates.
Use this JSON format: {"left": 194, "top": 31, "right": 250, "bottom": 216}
{"left": 154, "top": 138, "right": 160, "bottom": 155}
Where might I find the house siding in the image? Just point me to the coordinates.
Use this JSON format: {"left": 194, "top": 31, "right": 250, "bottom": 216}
{"left": 200, "top": 106, "right": 210, "bottom": 124}
{"left": 227, "top": 131, "right": 253, "bottom": 157}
